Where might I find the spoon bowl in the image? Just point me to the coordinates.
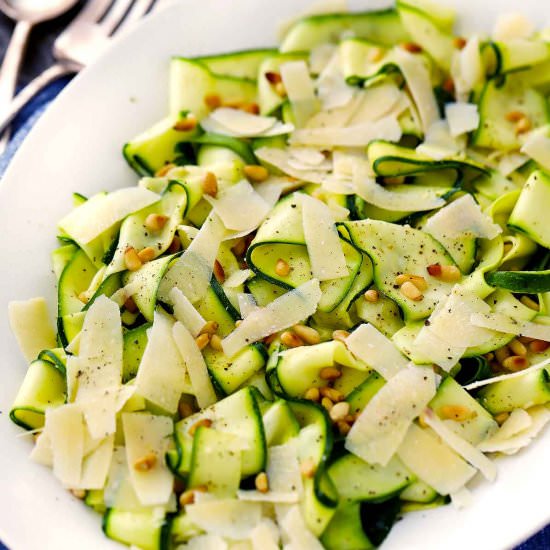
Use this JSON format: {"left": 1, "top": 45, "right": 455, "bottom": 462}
{"left": 0, "top": 0, "right": 80, "bottom": 24}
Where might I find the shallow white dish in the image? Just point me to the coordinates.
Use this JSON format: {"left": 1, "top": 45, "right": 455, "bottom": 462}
{"left": 0, "top": 0, "right": 549, "bottom": 548}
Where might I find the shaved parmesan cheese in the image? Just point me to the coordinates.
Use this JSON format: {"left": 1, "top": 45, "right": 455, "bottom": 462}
{"left": 290, "top": 115, "right": 402, "bottom": 147}
{"left": 122, "top": 412, "right": 174, "bottom": 506}
{"left": 345, "top": 323, "right": 408, "bottom": 379}
{"left": 279, "top": 504, "right": 324, "bottom": 550}
{"left": 288, "top": 147, "right": 327, "bottom": 167}
{"left": 77, "top": 434, "right": 114, "bottom": 490}
{"left": 159, "top": 213, "right": 226, "bottom": 303}
{"left": 238, "top": 293, "right": 259, "bottom": 318}
{"left": 237, "top": 490, "right": 299, "bottom": 503}
{"left": 58, "top": 187, "right": 159, "bottom": 244}
{"left": 397, "top": 423, "right": 477, "bottom": 495}
{"left": 478, "top": 406, "right": 550, "bottom": 454}
{"left": 201, "top": 108, "right": 293, "bottom": 138}
{"left": 224, "top": 269, "right": 252, "bottom": 288}
{"left": 477, "top": 408, "right": 532, "bottom": 453}
{"left": 422, "top": 408, "right": 497, "bottom": 481}
{"left": 452, "top": 36, "right": 483, "bottom": 98}
{"left": 185, "top": 535, "right": 228, "bottom": 550}
{"left": 253, "top": 178, "right": 285, "bottom": 207}
{"left": 345, "top": 366, "right": 436, "bottom": 466}
{"left": 470, "top": 312, "right": 550, "bottom": 342}
{"left": 450, "top": 486, "right": 473, "bottom": 509}
{"left": 8, "top": 297, "right": 57, "bottom": 362}
{"left": 135, "top": 311, "right": 188, "bottom": 414}
{"left": 267, "top": 440, "right": 302, "bottom": 495}
{"left": 424, "top": 194, "right": 502, "bottom": 240}
{"left": 170, "top": 287, "right": 206, "bottom": 337}
{"left": 349, "top": 83, "right": 403, "bottom": 126}
{"left": 493, "top": 13, "right": 534, "bottom": 41}
{"left": 309, "top": 43, "right": 337, "bottom": 74}
{"left": 205, "top": 180, "right": 271, "bottom": 232}
{"left": 520, "top": 126, "right": 550, "bottom": 171}
{"left": 315, "top": 51, "right": 354, "bottom": 111}
{"left": 280, "top": 60, "right": 320, "bottom": 127}
{"left": 46, "top": 404, "right": 85, "bottom": 487}
{"left": 394, "top": 48, "right": 439, "bottom": 133}
{"left": 251, "top": 519, "right": 280, "bottom": 550}
{"left": 172, "top": 321, "right": 217, "bottom": 409}
{"left": 30, "top": 431, "right": 53, "bottom": 466}
{"left": 185, "top": 500, "right": 262, "bottom": 539}
{"left": 221, "top": 279, "right": 322, "bottom": 358}
{"left": 445, "top": 103, "right": 480, "bottom": 137}
{"left": 416, "top": 120, "right": 461, "bottom": 160}
{"left": 301, "top": 194, "right": 347, "bottom": 280}
{"left": 498, "top": 152, "right": 529, "bottom": 176}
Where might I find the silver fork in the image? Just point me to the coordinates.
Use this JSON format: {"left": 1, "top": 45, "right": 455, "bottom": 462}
{"left": 0, "top": 0, "right": 156, "bottom": 134}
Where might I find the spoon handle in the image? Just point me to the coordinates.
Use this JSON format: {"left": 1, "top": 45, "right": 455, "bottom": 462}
{"left": 0, "top": 19, "right": 32, "bottom": 153}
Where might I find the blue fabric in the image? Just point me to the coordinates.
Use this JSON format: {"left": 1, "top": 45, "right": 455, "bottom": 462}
{"left": 1, "top": 80, "right": 549, "bottom": 550}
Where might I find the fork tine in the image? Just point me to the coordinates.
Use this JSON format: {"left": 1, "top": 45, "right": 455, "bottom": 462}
{"left": 116, "top": 0, "right": 157, "bottom": 31}
{"left": 98, "top": 0, "right": 135, "bottom": 35}
{"left": 72, "top": 0, "right": 113, "bottom": 25}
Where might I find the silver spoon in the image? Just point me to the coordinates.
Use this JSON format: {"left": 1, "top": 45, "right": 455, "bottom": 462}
{"left": 0, "top": 0, "right": 79, "bottom": 153}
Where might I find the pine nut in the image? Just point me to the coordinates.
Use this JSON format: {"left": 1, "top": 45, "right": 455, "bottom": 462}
{"left": 508, "top": 339, "right": 527, "bottom": 357}
{"left": 70, "top": 489, "right": 86, "bottom": 499}
{"left": 202, "top": 171, "right": 218, "bottom": 197}
{"left": 520, "top": 296, "right": 539, "bottom": 311}
{"left": 321, "top": 396, "right": 334, "bottom": 411}
{"left": 124, "top": 247, "right": 142, "bottom": 271}
{"left": 518, "top": 336, "right": 535, "bottom": 344}
{"left": 241, "top": 102, "right": 260, "bottom": 115}
{"left": 395, "top": 274, "right": 428, "bottom": 290}
{"left": 179, "top": 489, "right": 196, "bottom": 506}
{"left": 529, "top": 339, "right": 550, "bottom": 353}
{"left": 494, "top": 412, "right": 510, "bottom": 425}
{"left": 124, "top": 296, "right": 138, "bottom": 313}
{"left": 213, "top": 259, "right": 225, "bottom": 283}
{"left": 178, "top": 401, "right": 194, "bottom": 418}
{"left": 78, "top": 291, "right": 89, "bottom": 304}
{"left": 195, "top": 333, "right": 211, "bottom": 351}
{"left": 402, "top": 42, "right": 422, "bottom": 53}
{"left": 363, "top": 289, "right": 379, "bottom": 303}
{"left": 138, "top": 247, "right": 156, "bottom": 263}
{"left": 495, "top": 346, "right": 511, "bottom": 364}
{"left": 453, "top": 36, "right": 467, "bottom": 49}
{"left": 204, "top": 93, "right": 222, "bottom": 109}
{"left": 145, "top": 213, "right": 168, "bottom": 232}
{"left": 330, "top": 402, "right": 350, "bottom": 422}
{"left": 265, "top": 71, "right": 282, "bottom": 84}
{"left": 293, "top": 324, "right": 321, "bottom": 345}
{"left": 400, "top": 281, "right": 423, "bottom": 301}
{"left": 155, "top": 163, "right": 176, "bottom": 177}
{"left": 383, "top": 176, "right": 405, "bottom": 185}
{"left": 337, "top": 421, "right": 351, "bottom": 436}
{"left": 505, "top": 111, "right": 525, "bottom": 123}
{"left": 167, "top": 236, "right": 182, "bottom": 254}
{"left": 209, "top": 334, "right": 223, "bottom": 351}
{"left": 304, "top": 387, "right": 320, "bottom": 402}
{"left": 332, "top": 329, "right": 350, "bottom": 342}
{"left": 244, "top": 164, "right": 269, "bottom": 182}
{"left": 320, "top": 367, "right": 342, "bottom": 381}
{"left": 188, "top": 418, "right": 213, "bottom": 436}
{"left": 516, "top": 116, "right": 531, "bottom": 134}
{"left": 320, "top": 387, "right": 344, "bottom": 402}
{"left": 427, "top": 264, "right": 461, "bottom": 282}
{"left": 255, "top": 472, "right": 269, "bottom": 493}
{"left": 134, "top": 452, "right": 157, "bottom": 472}
{"left": 439, "top": 405, "right": 476, "bottom": 422}
{"left": 502, "top": 355, "right": 529, "bottom": 372}
{"left": 200, "top": 320, "right": 219, "bottom": 335}
{"left": 281, "top": 330, "right": 304, "bottom": 348}
{"left": 274, "top": 82, "right": 286, "bottom": 97}
{"left": 275, "top": 258, "right": 290, "bottom": 277}
{"left": 173, "top": 116, "right": 197, "bottom": 132}
{"left": 442, "top": 77, "right": 455, "bottom": 94}
{"left": 300, "top": 458, "right": 317, "bottom": 478}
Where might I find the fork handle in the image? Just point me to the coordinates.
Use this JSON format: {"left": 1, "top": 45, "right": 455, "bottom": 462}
{"left": 0, "top": 61, "right": 81, "bottom": 135}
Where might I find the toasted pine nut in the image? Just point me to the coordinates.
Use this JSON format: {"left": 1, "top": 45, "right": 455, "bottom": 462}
{"left": 155, "top": 163, "right": 176, "bottom": 177}
{"left": 124, "top": 247, "right": 142, "bottom": 271}
{"left": 439, "top": 405, "right": 476, "bottom": 422}
{"left": 281, "top": 330, "right": 304, "bottom": 348}
{"left": 439, "top": 265, "right": 461, "bottom": 282}
{"left": 495, "top": 346, "right": 511, "bottom": 364}
{"left": 300, "top": 458, "right": 317, "bottom": 478}
{"left": 173, "top": 116, "right": 197, "bottom": 132}
{"left": 138, "top": 247, "right": 156, "bottom": 263}
{"left": 178, "top": 401, "right": 194, "bottom": 418}
{"left": 202, "top": 171, "right": 218, "bottom": 197}
{"left": 200, "top": 320, "right": 219, "bottom": 335}
{"left": 293, "top": 324, "right": 321, "bottom": 345}
{"left": 332, "top": 329, "right": 350, "bottom": 342}
{"left": 426, "top": 264, "right": 442, "bottom": 277}
{"left": 508, "top": 339, "right": 527, "bottom": 357}
{"left": 304, "top": 387, "right": 320, "bottom": 402}
{"left": 255, "top": 472, "right": 269, "bottom": 493}
{"left": 502, "top": 355, "right": 529, "bottom": 372}
{"left": 124, "top": 296, "right": 138, "bottom": 313}
{"left": 241, "top": 102, "right": 260, "bottom": 115}
{"left": 265, "top": 71, "right": 282, "bottom": 84}
{"left": 364, "top": 289, "right": 379, "bottom": 303}
{"left": 453, "top": 36, "right": 467, "bottom": 49}
{"left": 505, "top": 111, "right": 525, "bottom": 123}
{"left": 402, "top": 42, "right": 422, "bottom": 53}
{"left": 70, "top": 489, "right": 86, "bottom": 499}
{"left": 274, "top": 82, "right": 286, "bottom": 97}
{"left": 330, "top": 402, "right": 350, "bottom": 422}
{"left": 204, "top": 93, "right": 222, "bottom": 109}
{"left": 78, "top": 291, "right": 89, "bottom": 304}
{"left": 442, "top": 77, "right": 455, "bottom": 94}
{"left": 134, "top": 452, "right": 157, "bottom": 472}
{"left": 209, "top": 334, "right": 223, "bottom": 351}
{"left": 383, "top": 176, "right": 405, "bottom": 185}
{"left": 320, "top": 387, "right": 345, "bottom": 402}
{"left": 145, "top": 213, "right": 169, "bottom": 232}
{"left": 195, "top": 333, "right": 211, "bottom": 351}
{"left": 494, "top": 412, "right": 510, "bottom": 425}
{"left": 320, "top": 367, "right": 342, "bottom": 381}
{"left": 321, "top": 396, "right": 334, "bottom": 411}
{"left": 188, "top": 418, "right": 213, "bottom": 436}
{"left": 337, "top": 421, "right": 351, "bottom": 436}
{"left": 516, "top": 117, "right": 532, "bottom": 135}
{"left": 213, "top": 260, "right": 225, "bottom": 283}
{"left": 518, "top": 336, "right": 535, "bottom": 344}
{"left": 275, "top": 258, "right": 290, "bottom": 277}
{"left": 520, "top": 296, "right": 540, "bottom": 311}
{"left": 485, "top": 352, "right": 495, "bottom": 362}
{"left": 395, "top": 274, "right": 428, "bottom": 290}
{"left": 179, "top": 489, "right": 196, "bottom": 506}
{"left": 529, "top": 339, "right": 550, "bottom": 353}
{"left": 244, "top": 164, "right": 269, "bottom": 182}
{"left": 400, "top": 281, "right": 423, "bottom": 301}
{"left": 167, "top": 236, "right": 182, "bottom": 254}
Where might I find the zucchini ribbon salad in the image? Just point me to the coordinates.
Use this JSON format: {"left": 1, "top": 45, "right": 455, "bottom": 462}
{"left": 8, "top": 1, "right": 550, "bottom": 548}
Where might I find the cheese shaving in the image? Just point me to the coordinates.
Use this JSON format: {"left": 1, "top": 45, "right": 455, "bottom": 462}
{"left": 77, "top": 434, "right": 115, "bottom": 490}
{"left": 170, "top": 287, "right": 207, "bottom": 337}
{"left": 201, "top": 107, "right": 293, "bottom": 137}
{"left": 280, "top": 60, "right": 320, "bottom": 127}
{"left": 345, "top": 365, "right": 436, "bottom": 466}
{"left": 445, "top": 103, "right": 480, "bottom": 137}
{"left": 251, "top": 519, "right": 280, "bottom": 550}
{"left": 279, "top": 504, "right": 325, "bottom": 550}
{"left": 238, "top": 293, "right": 259, "bottom": 318}
{"left": 520, "top": 125, "right": 550, "bottom": 171}
{"left": 221, "top": 279, "right": 322, "bottom": 358}
{"left": 301, "top": 194, "right": 348, "bottom": 280}
{"left": 224, "top": 269, "right": 252, "bottom": 288}
{"left": 470, "top": 312, "right": 550, "bottom": 342}
{"left": 493, "top": 13, "right": 534, "bottom": 41}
